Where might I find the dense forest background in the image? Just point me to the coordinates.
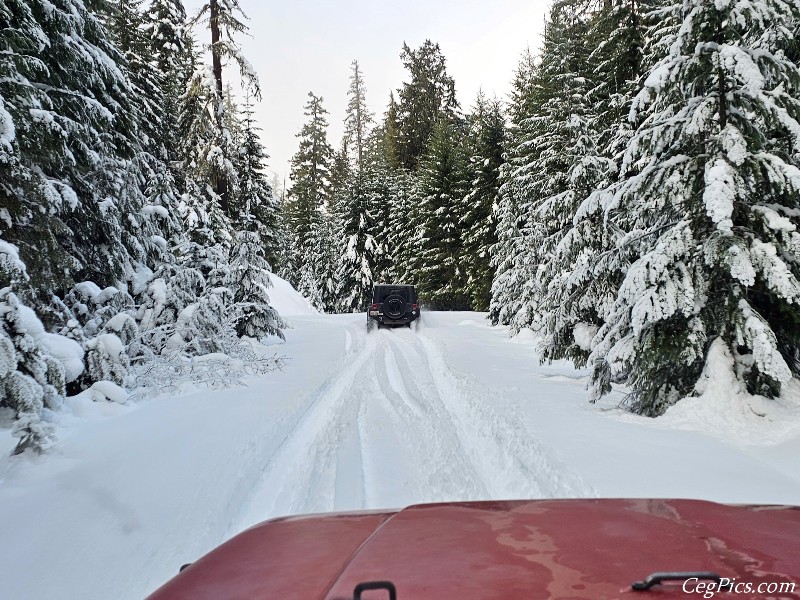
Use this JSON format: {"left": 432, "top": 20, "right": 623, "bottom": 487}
{"left": 2, "top": 0, "right": 800, "bottom": 454}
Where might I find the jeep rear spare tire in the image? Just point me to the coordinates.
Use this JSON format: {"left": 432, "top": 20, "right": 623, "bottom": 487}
{"left": 384, "top": 294, "right": 405, "bottom": 319}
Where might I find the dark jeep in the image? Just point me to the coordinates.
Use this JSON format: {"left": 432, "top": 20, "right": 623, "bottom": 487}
{"left": 368, "top": 284, "right": 419, "bottom": 328}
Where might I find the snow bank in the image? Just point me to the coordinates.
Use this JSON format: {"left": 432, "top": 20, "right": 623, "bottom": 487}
{"left": 89, "top": 381, "right": 128, "bottom": 404}
{"left": 267, "top": 273, "right": 319, "bottom": 316}
{"left": 63, "top": 394, "right": 130, "bottom": 421}
{"left": 661, "top": 338, "right": 800, "bottom": 445}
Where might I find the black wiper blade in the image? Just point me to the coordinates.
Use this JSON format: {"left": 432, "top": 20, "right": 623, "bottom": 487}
{"left": 632, "top": 572, "right": 730, "bottom": 591}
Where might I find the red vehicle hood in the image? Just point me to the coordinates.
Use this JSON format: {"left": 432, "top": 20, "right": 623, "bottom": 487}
{"left": 146, "top": 498, "right": 800, "bottom": 599}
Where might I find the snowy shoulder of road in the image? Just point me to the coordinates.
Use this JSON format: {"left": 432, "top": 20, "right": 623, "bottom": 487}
{"left": 1, "top": 284, "right": 799, "bottom": 600}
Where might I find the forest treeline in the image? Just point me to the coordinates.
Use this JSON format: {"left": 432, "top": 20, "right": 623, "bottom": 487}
{"left": 281, "top": 45, "right": 501, "bottom": 315}
{"left": 1, "top": 0, "right": 283, "bottom": 453}
{"left": 282, "top": 0, "right": 800, "bottom": 417}
{"left": 1, "top": 0, "right": 800, "bottom": 455}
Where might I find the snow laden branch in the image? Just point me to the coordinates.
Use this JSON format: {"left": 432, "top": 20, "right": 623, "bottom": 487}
{"left": 129, "top": 339, "right": 287, "bottom": 400}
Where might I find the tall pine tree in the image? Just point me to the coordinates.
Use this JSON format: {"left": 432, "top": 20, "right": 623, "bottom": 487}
{"left": 191, "top": 0, "right": 260, "bottom": 217}
{"left": 333, "top": 168, "right": 385, "bottom": 312}
{"left": 490, "top": 49, "right": 545, "bottom": 326}
{"left": 394, "top": 40, "right": 460, "bottom": 171}
{"left": 588, "top": 0, "right": 800, "bottom": 415}
{"left": 462, "top": 93, "right": 505, "bottom": 311}
{"left": 344, "top": 60, "right": 374, "bottom": 172}
{"left": 284, "top": 92, "right": 334, "bottom": 307}
{"left": 233, "top": 92, "right": 281, "bottom": 265}
{"left": 409, "top": 119, "right": 471, "bottom": 309}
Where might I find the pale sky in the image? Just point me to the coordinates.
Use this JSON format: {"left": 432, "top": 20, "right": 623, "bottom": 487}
{"left": 181, "top": 0, "right": 550, "bottom": 185}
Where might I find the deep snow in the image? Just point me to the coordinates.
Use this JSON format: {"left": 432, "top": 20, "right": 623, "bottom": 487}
{"left": 0, "top": 281, "right": 799, "bottom": 600}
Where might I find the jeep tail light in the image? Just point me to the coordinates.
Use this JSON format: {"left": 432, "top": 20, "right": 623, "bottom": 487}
{"left": 370, "top": 303, "right": 378, "bottom": 311}
{"left": 412, "top": 303, "right": 418, "bottom": 311}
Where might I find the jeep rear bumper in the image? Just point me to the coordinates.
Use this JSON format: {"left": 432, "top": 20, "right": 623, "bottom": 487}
{"left": 369, "top": 313, "right": 419, "bottom": 325}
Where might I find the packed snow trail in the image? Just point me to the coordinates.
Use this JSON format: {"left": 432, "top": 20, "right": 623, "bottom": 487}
{"left": 1, "top": 309, "right": 800, "bottom": 600}
{"left": 233, "top": 319, "right": 589, "bottom": 531}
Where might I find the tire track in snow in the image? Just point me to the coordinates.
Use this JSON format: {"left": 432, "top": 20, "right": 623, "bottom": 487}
{"left": 231, "top": 323, "right": 374, "bottom": 529}
{"left": 363, "top": 333, "right": 490, "bottom": 505}
{"left": 412, "top": 329, "right": 593, "bottom": 499}
{"left": 231, "top": 318, "right": 592, "bottom": 535}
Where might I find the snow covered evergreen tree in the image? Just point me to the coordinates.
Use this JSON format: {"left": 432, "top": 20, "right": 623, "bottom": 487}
{"left": 0, "top": 242, "right": 62, "bottom": 454}
{"left": 0, "top": 0, "right": 160, "bottom": 299}
{"left": 329, "top": 138, "right": 352, "bottom": 211}
{"left": 535, "top": 0, "right": 654, "bottom": 367}
{"left": 535, "top": 101, "right": 616, "bottom": 367}
{"left": 191, "top": 0, "right": 260, "bottom": 217}
{"left": 180, "top": 291, "right": 231, "bottom": 356}
{"left": 62, "top": 282, "right": 135, "bottom": 342}
{"left": 383, "top": 169, "right": 416, "bottom": 282}
{"left": 588, "top": 0, "right": 655, "bottom": 154}
{"left": 383, "top": 92, "right": 403, "bottom": 170}
{"left": 311, "top": 215, "right": 339, "bottom": 312}
{"left": 395, "top": 40, "right": 460, "bottom": 171}
{"left": 268, "top": 173, "right": 291, "bottom": 274}
{"left": 462, "top": 93, "right": 505, "bottom": 311}
{"left": 98, "top": 0, "right": 173, "bottom": 273}
{"left": 226, "top": 231, "right": 286, "bottom": 339}
{"left": 344, "top": 60, "right": 374, "bottom": 172}
{"left": 136, "top": 263, "right": 201, "bottom": 333}
{"left": 284, "top": 92, "right": 334, "bottom": 305}
{"left": 232, "top": 92, "right": 281, "bottom": 266}
{"left": 333, "top": 170, "right": 385, "bottom": 312}
{"left": 490, "top": 49, "right": 545, "bottom": 326}
{"left": 410, "top": 119, "right": 471, "bottom": 309}
{"left": 83, "top": 333, "right": 130, "bottom": 388}
{"left": 141, "top": 0, "right": 190, "bottom": 243}
{"left": 0, "top": 0, "right": 286, "bottom": 452}
{"left": 105, "top": 0, "right": 156, "bottom": 146}
{"left": 588, "top": 0, "right": 800, "bottom": 415}
{"left": 178, "top": 39, "right": 234, "bottom": 250}
{"left": 144, "top": 0, "right": 188, "bottom": 166}
{"left": 505, "top": 2, "right": 595, "bottom": 334}
{"left": 0, "top": 289, "right": 63, "bottom": 455}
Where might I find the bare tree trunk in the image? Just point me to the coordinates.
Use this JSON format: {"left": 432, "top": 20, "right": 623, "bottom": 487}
{"left": 716, "top": 21, "right": 727, "bottom": 129}
{"left": 210, "top": 0, "right": 229, "bottom": 216}
{"left": 355, "top": 63, "right": 363, "bottom": 170}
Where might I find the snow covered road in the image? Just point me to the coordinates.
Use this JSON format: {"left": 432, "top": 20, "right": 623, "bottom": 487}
{"left": 234, "top": 319, "right": 588, "bottom": 531}
{"left": 1, "top": 310, "right": 799, "bottom": 600}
